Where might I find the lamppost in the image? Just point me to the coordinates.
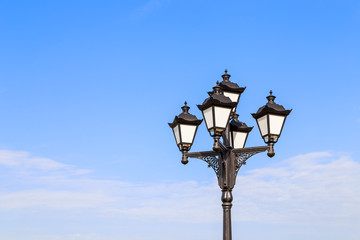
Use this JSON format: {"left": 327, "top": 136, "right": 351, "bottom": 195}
{"left": 169, "top": 70, "right": 292, "bottom": 240}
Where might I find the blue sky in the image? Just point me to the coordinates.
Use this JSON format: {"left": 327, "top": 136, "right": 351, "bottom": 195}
{"left": 0, "top": 0, "right": 359, "bottom": 239}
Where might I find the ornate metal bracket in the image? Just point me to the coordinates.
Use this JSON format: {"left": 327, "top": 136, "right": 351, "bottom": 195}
{"left": 185, "top": 151, "right": 221, "bottom": 178}
{"left": 185, "top": 146, "right": 268, "bottom": 179}
{"left": 232, "top": 146, "right": 268, "bottom": 173}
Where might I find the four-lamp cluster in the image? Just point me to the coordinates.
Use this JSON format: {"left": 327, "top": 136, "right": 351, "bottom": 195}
{"left": 168, "top": 70, "right": 292, "bottom": 240}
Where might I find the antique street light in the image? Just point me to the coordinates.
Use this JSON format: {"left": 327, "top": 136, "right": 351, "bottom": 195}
{"left": 219, "top": 69, "right": 245, "bottom": 112}
{"left": 251, "top": 90, "right": 292, "bottom": 157}
{"left": 168, "top": 102, "right": 203, "bottom": 164}
{"left": 197, "top": 82, "right": 236, "bottom": 151}
{"left": 228, "top": 113, "right": 253, "bottom": 149}
{"left": 169, "top": 70, "right": 292, "bottom": 240}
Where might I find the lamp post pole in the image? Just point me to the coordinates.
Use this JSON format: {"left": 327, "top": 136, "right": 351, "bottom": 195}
{"left": 169, "top": 70, "right": 292, "bottom": 240}
{"left": 185, "top": 145, "right": 268, "bottom": 240}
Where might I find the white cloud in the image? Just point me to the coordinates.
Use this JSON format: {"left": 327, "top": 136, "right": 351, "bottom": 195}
{"left": 232, "top": 152, "right": 360, "bottom": 226}
{"left": 0, "top": 190, "right": 114, "bottom": 210}
{"left": 0, "top": 150, "right": 359, "bottom": 231}
{"left": 0, "top": 149, "right": 90, "bottom": 174}
{"left": 4, "top": 233, "right": 120, "bottom": 240}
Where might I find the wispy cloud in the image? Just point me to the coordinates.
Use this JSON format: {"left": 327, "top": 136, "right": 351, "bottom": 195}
{"left": 0, "top": 150, "right": 359, "bottom": 232}
{"left": 232, "top": 152, "right": 360, "bottom": 225}
{"left": 0, "top": 149, "right": 91, "bottom": 174}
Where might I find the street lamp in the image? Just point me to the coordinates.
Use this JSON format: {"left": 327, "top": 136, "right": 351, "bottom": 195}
{"left": 169, "top": 70, "right": 292, "bottom": 240}
{"left": 168, "top": 102, "right": 203, "bottom": 164}
{"left": 219, "top": 69, "right": 245, "bottom": 112}
{"left": 251, "top": 90, "right": 292, "bottom": 157}
{"left": 228, "top": 113, "right": 253, "bottom": 149}
{"left": 197, "top": 81, "right": 236, "bottom": 151}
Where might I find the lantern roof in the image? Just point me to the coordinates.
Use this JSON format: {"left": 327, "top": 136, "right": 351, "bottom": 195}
{"left": 219, "top": 70, "right": 246, "bottom": 94}
{"left": 169, "top": 102, "right": 203, "bottom": 128}
{"left": 229, "top": 114, "right": 253, "bottom": 132}
{"left": 197, "top": 82, "right": 237, "bottom": 111}
{"left": 251, "top": 91, "right": 292, "bottom": 119}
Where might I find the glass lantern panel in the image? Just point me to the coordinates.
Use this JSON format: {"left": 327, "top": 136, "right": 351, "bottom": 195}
{"left": 257, "top": 115, "right": 268, "bottom": 137}
{"left": 214, "top": 106, "right": 232, "bottom": 129}
{"left": 180, "top": 124, "right": 197, "bottom": 144}
{"left": 173, "top": 125, "right": 180, "bottom": 144}
{"left": 223, "top": 92, "right": 240, "bottom": 112}
{"left": 269, "top": 114, "right": 285, "bottom": 135}
{"left": 223, "top": 92, "right": 240, "bottom": 103}
{"left": 203, "top": 107, "right": 214, "bottom": 130}
{"left": 233, "top": 131, "right": 248, "bottom": 149}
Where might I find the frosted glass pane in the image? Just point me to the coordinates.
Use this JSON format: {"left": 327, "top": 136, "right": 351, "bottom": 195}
{"left": 214, "top": 107, "right": 231, "bottom": 129}
{"left": 180, "top": 124, "right": 196, "bottom": 144}
{"left": 223, "top": 92, "right": 239, "bottom": 103}
{"left": 223, "top": 92, "right": 239, "bottom": 112}
{"left": 203, "top": 107, "right": 213, "bottom": 130}
{"left": 173, "top": 125, "right": 180, "bottom": 144}
{"left": 233, "top": 132, "right": 248, "bottom": 148}
{"left": 257, "top": 115, "right": 268, "bottom": 137}
{"left": 269, "top": 115, "right": 285, "bottom": 135}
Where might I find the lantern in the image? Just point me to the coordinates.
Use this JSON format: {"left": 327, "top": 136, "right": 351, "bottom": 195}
{"left": 251, "top": 91, "right": 292, "bottom": 150}
{"left": 169, "top": 102, "right": 203, "bottom": 153}
{"left": 219, "top": 70, "right": 245, "bottom": 112}
{"left": 228, "top": 114, "right": 253, "bottom": 149}
{"left": 197, "top": 82, "right": 236, "bottom": 137}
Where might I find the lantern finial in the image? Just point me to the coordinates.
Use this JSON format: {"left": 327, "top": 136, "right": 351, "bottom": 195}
{"left": 222, "top": 69, "right": 231, "bottom": 82}
{"left": 266, "top": 90, "right": 276, "bottom": 103}
{"left": 181, "top": 101, "right": 190, "bottom": 113}
{"left": 213, "top": 81, "right": 221, "bottom": 94}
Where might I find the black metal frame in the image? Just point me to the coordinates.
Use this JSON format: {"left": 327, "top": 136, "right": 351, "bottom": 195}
{"left": 219, "top": 69, "right": 246, "bottom": 113}
{"left": 254, "top": 113, "right": 288, "bottom": 144}
{"left": 170, "top": 71, "right": 292, "bottom": 240}
{"left": 169, "top": 102, "right": 203, "bottom": 153}
{"left": 171, "top": 123, "right": 201, "bottom": 151}
{"left": 251, "top": 91, "right": 292, "bottom": 145}
{"left": 183, "top": 134, "right": 269, "bottom": 240}
{"left": 197, "top": 82, "right": 236, "bottom": 138}
{"left": 200, "top": 105, "right": 234, "bottom": 136}
{"left": 228, "top": 113, "right": 253, "bottom": 149}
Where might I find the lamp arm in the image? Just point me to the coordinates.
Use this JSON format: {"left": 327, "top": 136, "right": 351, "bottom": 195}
{"left": 183, "top": 150, "right": 221, "bottom": 178}
{"left": 182, "top": 145, "right": 269, "bottom": 183}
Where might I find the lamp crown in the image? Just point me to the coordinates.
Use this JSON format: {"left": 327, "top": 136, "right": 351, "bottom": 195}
{"left": 266, "top": 90, "right": 276, "bottom": 103}
{"left": 181, "top": 101, "right": 190, "bottom": 113}
{"left": 213, "top": 81, "right": 222, "bottom": 94}
{"left": 222, "top": 69, "right": 231, "bottom": 82}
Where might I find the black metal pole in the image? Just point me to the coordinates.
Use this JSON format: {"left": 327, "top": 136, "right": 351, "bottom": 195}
{"left": 185, "top": 146, "right": 269, "bottom": 240}
{"left": 219, "top": 148, "right": 235, "bottom": 240}
{"left": 222, "top": 189, "right": 233, "bottom": 240}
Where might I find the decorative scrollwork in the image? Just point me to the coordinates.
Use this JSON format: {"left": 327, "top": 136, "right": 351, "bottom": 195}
{"left": 201, "top": 156, "right": 220, "bottom": 178}
{"left": 234, "top": 151, "right": 263, "bottom": 173}
{"left": 185, "top": 151, "right": 221, "bottom": 178}
{"left": 232, "top": 146, "right": 268, "bottom": 173}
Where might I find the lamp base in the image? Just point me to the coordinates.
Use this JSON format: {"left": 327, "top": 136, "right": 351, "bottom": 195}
{"left": 213, "top": 135, "right": 221, "bottom": 152}
{"left": 181, "top": 152, "right": 189, "bottom": 164}
{"left": 267, "top": 143, "right": 275, "bottom": 158}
